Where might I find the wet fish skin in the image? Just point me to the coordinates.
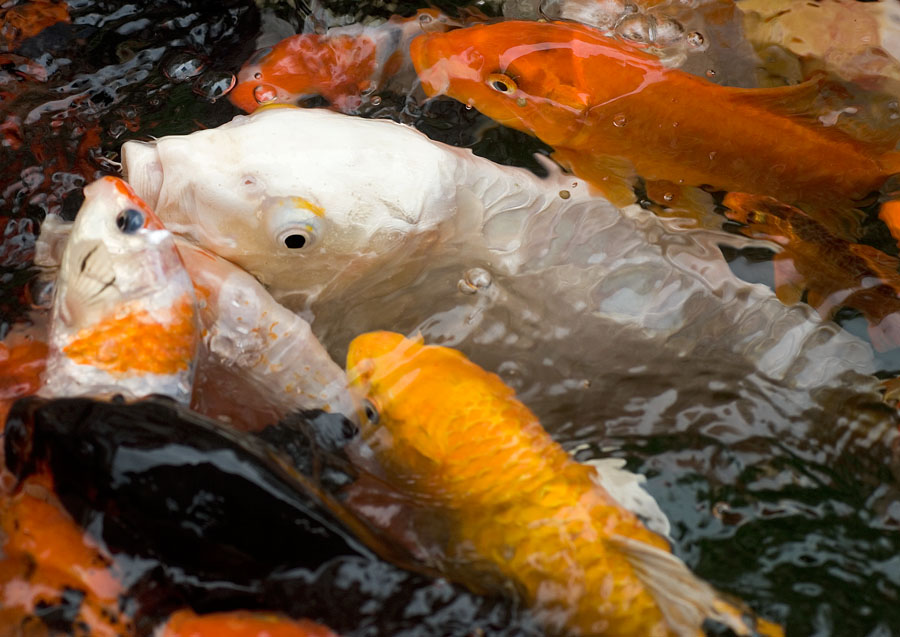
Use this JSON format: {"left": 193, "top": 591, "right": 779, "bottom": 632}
{"left": 409, "top": 20, "right": 900, "bottom": 211}
{"left": 40, "top": 176, "right": 200, "bottom": 403}
{"left": 160, "top": 609, "right": 339, "bottom": 637}
{"left": 230, "top": 8, "right": 459, "bottom": 114}
{"left": 347, "top": 330, "right": 784, "bottom": 637}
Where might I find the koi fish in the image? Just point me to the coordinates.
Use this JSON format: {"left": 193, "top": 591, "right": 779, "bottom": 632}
{"left": 31, "top": 178, "right": 358, "bottom": 423}
{"left": 0, "top": 0, "right": 69, "bottom": 51}
{"left": 346, "top": 331, "right": 784, "bottom": 637}
{"left": 230, "top": 9, "right": 461, "bottom": 114}
{"left": 122, "top": 106, "right": 880, "bottom": 399}
{"left": 723, "top": 192, "right": 900, "bottom": 351}
{"left": 39, "top": 175, "right": 200, "bottom": 403}
{"left": 410, "top": 20, "right": 900, "bottom": 218}
{"left": 160, "top": 610, "right": 339, "bottom": 637}
{"left": 0, "top": 471, "right": 131, "bottom": 636}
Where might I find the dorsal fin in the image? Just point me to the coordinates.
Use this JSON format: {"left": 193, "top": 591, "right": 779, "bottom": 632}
{"left": 726, "top": 74, "right": 825, "bottom": 120}
{"left": 609, "top": 535, "right": 785, "bottom": 637}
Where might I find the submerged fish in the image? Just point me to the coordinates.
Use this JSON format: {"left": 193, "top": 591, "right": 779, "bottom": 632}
{"left": 724, "top": 192, "right": 900, "bottom": 351}
{"left": 409, "top": 20, "right": 900, "bottom": 215}
{"left": 230, "top": 9, "right": 460, "bottom": 114}
{"left": 40, "top": 175, "right": 200, "bottom": 403}
{"left": 161, "top": 610, "right": 339, "bottom": 637}
{"left": 346, "top": 331, "right": 784, "bottom": 637}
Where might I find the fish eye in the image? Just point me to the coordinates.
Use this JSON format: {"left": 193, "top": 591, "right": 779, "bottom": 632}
{"left": 363, "top": 399, "right": 379, "bottom": 425}
{"left": 487, "top": 73, "right": 517, "bottom": 95}
{"left": 116, "top": 208, "right": 144, "bottom": 234}
{"left": 278, "top": 226, "right": 315, "bottom": 249}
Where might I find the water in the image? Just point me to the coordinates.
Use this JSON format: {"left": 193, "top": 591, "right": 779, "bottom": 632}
{"left": 1, "top": 0, "right": 900, "bottom": 635}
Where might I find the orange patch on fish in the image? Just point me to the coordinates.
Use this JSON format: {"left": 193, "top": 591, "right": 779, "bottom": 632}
{"left": 161, "top": 609, "right": 340, "bottom": 637}
{"left": 63, "top": 294, "right": 197, "bottom": 375}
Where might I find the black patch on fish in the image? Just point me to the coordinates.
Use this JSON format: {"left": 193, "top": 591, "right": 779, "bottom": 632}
{"left": 33, "top": 586, "right": 86, "bottom": 633}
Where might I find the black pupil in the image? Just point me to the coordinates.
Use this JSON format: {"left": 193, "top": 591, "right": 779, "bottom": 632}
{"left": 364, "top": 401, "right": 378, "bottom": 424}
{"left": 284, "top": 233, "right": 307, "bottom": 249}
{"left": 492, "top": 80, "right": 509, "bottom": 92}
{"left": 116, "top": 208, "right": 144, "bottom": 233}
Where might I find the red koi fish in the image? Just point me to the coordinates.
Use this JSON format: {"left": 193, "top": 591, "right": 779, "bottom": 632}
{"left": 724, "top": 192, "right": 900, "bottom": 351}
{"left": 230, "top": 9, "right": 463, "bottom": 114}
{"left": 0, "top": 0, "right": 69, "bottom": 51}
{"left": 410, "top": 20, "right": 900, "bottom": 223}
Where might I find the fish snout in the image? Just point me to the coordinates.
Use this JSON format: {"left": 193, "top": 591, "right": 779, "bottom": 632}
{"left": 121, "top": 140, "right": 163, "bottom": 209}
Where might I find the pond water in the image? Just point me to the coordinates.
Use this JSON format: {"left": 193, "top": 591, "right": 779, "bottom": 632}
{"left": 2, "top": 0, "right": 900, "bottom": 636}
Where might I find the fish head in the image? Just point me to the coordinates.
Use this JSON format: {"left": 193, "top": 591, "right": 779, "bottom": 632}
{"left": 230, "top": 35, "right": 378, "bottom": 114}
{"left": 43, "top": 176, "right": 199, "bottom": 401}
{"left": 122, "top": 107, "right": 462, "bottom": 307}
{"left": 347, "top": 330, "right": 517, "bottom": 479}
{"left": 411, "top": 20, "right": 661, "bottom": 147}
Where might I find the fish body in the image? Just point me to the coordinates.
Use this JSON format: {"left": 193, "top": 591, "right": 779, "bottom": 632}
{"left": 31, "top": 187, "right": 358, "bottom": 422}
{"left": 230, "top": 9, "right": 459, "bottom": 114}
{"left": 161, "top": 610, "right": 339, "bottom": 637}
{"left": 410, "top": 20, "right": 900, "bottom": 209}
{"left": 122, "top": 107, "right": 879, "bottom": 398}
{"left": 40, "top": 175, "right": 200, "bottom": 403}
{"left": 725, "top": 192, "right": 900, "bottom": 351}
{"left": 347, "top": 331, "right": 783, "bottom": 637}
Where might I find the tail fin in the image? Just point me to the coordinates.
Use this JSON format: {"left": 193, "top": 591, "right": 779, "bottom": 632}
{"left": 610, "top": 535, "right": 784, "bottom": 637}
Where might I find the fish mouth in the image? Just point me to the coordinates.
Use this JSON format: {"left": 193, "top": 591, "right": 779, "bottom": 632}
{"left": 121, "top": 140, "right": 163, "bottom": 209}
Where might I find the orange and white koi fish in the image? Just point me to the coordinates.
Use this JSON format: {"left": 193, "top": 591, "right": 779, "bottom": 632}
{"left": 347, "top": 331, "right": 784, "bottom": 637}
{"left": 39, "top": 176, "right": 200, "bottom": 403}
{"left": 230, "top": 9, "right": 461, "bottom": 114}
{"left": 410, "top": 20, "right": 900, "bottom": 216}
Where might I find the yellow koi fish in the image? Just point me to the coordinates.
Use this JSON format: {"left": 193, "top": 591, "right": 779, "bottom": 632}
{"left": 347, "top": 331, "right": 784, "bottom": 637}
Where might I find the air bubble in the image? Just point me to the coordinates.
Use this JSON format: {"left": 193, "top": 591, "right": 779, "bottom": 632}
{"left": 616, "top": 14, "right": 653, "bottom": 44}
{"left": 559, "top": 190, "right": 571, "bottom": 199}
{"left": 253, "top": 84, "right": 277, "bottom": 104}
{"left": 663, "top": 192, "right": 674, "bottom": 202}
{"left": 193, "top": 71, "right": 236, "bottom": 102}
{"left": 613, "top": 113, "right": 627, "bottom": 127}
{"left": 465, "top": 267, "right": 492, "bottom": 289}
{"left": 419, "top": 12, "right": 432, "bottom": 23}
{"left": 687, "top": 31, "right": 706, "bottom": 49}
{"left": 370, "top": 95, "right": 382, "bottom": 106}
{"left": 162, "top": 52, "right": 206, "bottom": 82}
{"left": 705, "top": 69, "right": 717, "bottom": 78}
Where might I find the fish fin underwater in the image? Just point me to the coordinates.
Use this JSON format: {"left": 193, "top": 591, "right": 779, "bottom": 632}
{"left": 609, "top": 535, "right": 784, "bottom": 637}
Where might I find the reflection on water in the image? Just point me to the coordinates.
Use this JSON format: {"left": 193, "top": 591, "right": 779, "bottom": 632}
{"left": 1, "top": 0, "right": 900, "bottom": 636}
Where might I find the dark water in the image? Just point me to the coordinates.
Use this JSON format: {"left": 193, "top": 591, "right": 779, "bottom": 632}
{"left": 1, "top": 1, "right": 900, "bottom": 636}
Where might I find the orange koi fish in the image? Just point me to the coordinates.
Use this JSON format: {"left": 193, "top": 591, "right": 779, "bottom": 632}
{"left": 724, "top": 192, "right": 900, "bottom": 351}
{"left": 410, "top": 20, "right": 900, "bottom": 218}
{"left": 347, "top": 331, "right": 783, "bottom": 637}
{"left": 231, "top": 9, "right": 461, "bottom": 114}
{"left": 0, "top": 0, "right": 69, "bottom": 51}
{"left": 39, "top": 176, "right": 200, "bottom": 402}
{"left": 160, "top": 610, "right": 339, "bottom": 637}
{"left": 0, "top": 471, "right": 132, "bottom": 635}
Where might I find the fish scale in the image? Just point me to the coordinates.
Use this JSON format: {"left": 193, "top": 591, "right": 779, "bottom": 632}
{"left": 348, "top": 331, "right": 782, "bottom": 637}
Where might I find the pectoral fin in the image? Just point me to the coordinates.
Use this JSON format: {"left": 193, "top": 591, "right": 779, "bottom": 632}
{"left": 610, "top": 535, "right": 784, "bottom": 637}
{"left": 551, "top": 148, "right": 637, "bottom": 207}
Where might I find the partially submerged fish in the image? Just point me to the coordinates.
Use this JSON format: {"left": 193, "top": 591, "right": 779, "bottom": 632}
{"left": 410, "top": 20, "right": 900, "bottom": 216}
{"left": 346, "top": 331, "right": 784, "bottom": 637}
{"left": 724, "top": 192, "right": 900, "bottom": 351}
{"left": 122, "top": 106, "right": 880, "bottom": 402}
{"left": 230, "top": 9, "right": 460, "bottom": 114}
{"left": 32, "top": 179, "right": 358, "bottom": 422}
{"left": 40, "top": 175, "right": 200, "bottom": 403}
